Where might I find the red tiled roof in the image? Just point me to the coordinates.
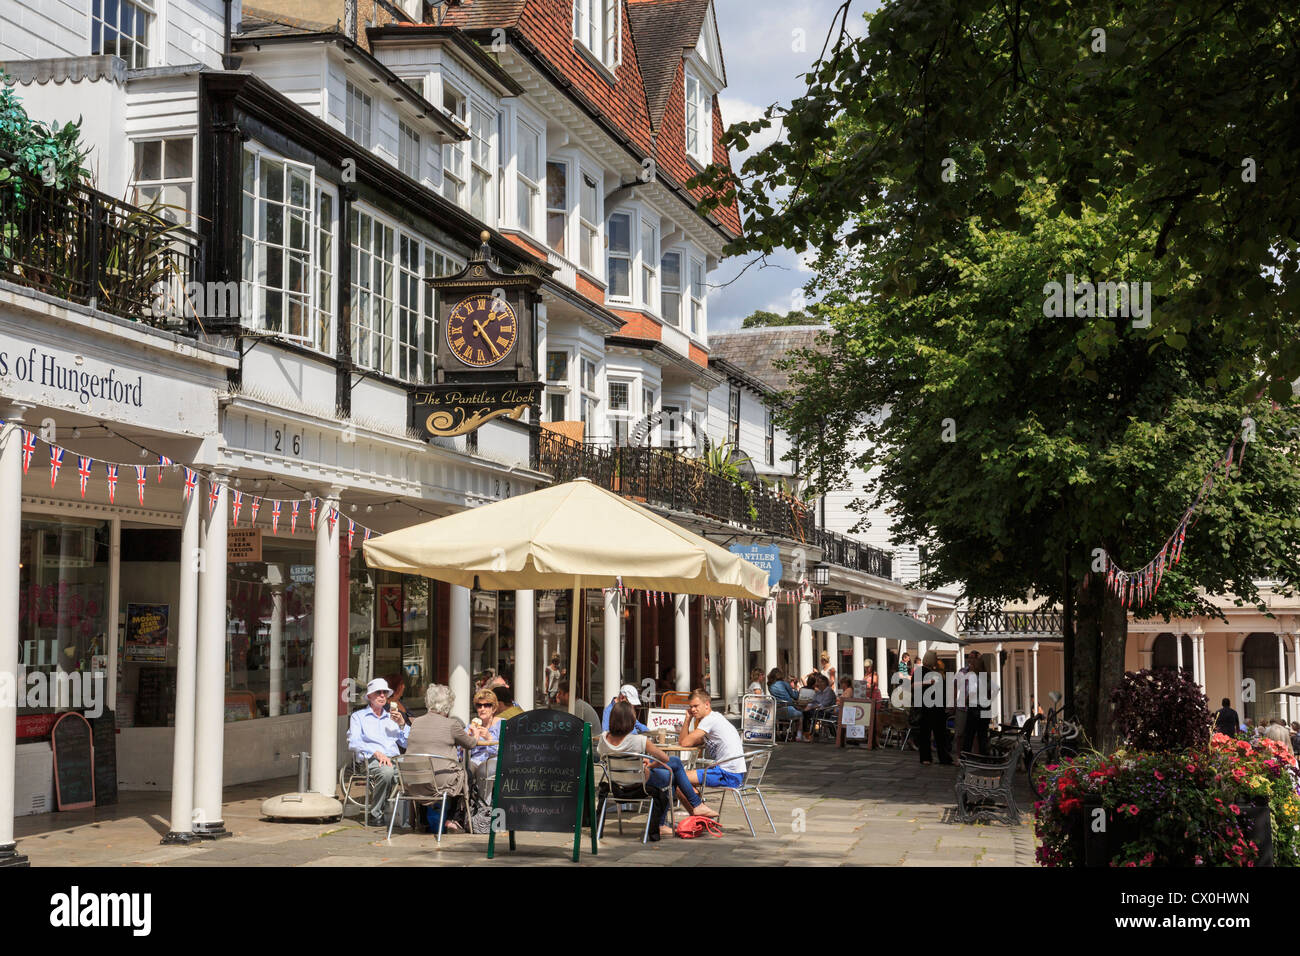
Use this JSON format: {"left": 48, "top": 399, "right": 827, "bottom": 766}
{"left": 625, "top": 0, "right": 708, "bottom": 131}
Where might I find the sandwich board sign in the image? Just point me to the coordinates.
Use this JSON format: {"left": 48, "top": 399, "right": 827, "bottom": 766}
{"left": 487, "top": 709, "right": 597, "bottom": 862}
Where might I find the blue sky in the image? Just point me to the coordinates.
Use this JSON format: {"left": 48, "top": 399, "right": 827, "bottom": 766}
{"left": 709, "top": 0, "right": 876, "bottom": 330}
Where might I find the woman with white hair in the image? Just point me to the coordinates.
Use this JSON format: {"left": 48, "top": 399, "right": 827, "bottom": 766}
{"left": 403, "top": 684, "right": 475, "bottom": 831}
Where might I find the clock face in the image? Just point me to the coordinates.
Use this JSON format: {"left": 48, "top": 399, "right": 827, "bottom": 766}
{"left": 445, "top": 294, "right": 519, "bottom": 368}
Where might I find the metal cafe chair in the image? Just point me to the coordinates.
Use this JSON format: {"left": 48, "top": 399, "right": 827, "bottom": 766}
{"left": 596, "top": 753, "right": 675, "bottom": 844}
{"left": 339, "top": 755, "right": 381, "bottom": 826}
{"left": 387, "top": 753, "right": 466, "bottom": 842}
{"left": 700, "top": 748, "right": 778, "bottom": 837}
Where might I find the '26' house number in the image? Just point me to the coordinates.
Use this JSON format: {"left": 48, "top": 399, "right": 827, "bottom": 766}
{"left": 274, "top": 428, "right": 302, "bottom": 456}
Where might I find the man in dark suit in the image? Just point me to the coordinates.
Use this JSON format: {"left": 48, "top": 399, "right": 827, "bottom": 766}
{"left": 1213, "top": 698, "right": 1241, "bottom": 737}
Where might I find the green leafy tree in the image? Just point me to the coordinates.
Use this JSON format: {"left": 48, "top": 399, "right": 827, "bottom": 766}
{"left": 697, "top": 0, "right": 1299, "bottom": 399}
{"left": 0, "top": 82, "right": 89, "bottom": 189}
{"left": 741, "top": 308, "right": 820, "bottom": 328}
{"left": 774, "top": 183, "right": 1300, "bottom": 747}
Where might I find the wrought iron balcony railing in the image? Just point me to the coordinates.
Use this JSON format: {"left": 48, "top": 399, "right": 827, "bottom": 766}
{"left": 956, "top": 607, "right": 1063, "bottom": 636}
{"left": 535, "top": 429, "right": 892, "bottom": 581}
{"left": 0, "top": 151, "right": 204, "bottom": 333}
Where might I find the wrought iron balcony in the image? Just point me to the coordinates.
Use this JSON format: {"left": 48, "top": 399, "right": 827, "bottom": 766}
{"left": 535, "top": 429, "right": 893, "bottom": 580}
{"left": 956, "top": 607, "right": 1063, "bottom": 636}
{"left": 0, "top": 151, "right": 204, "bottom": 333}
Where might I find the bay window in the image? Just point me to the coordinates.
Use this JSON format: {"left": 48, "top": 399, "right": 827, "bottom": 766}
{"left": 661, "top": 251, "right": 682, "bottom": 326}
{"left": 346, "top": 82, "right": 373, "bottom": 148}
{"left": 351, "top": 209, "right": 396, "bottom": 375}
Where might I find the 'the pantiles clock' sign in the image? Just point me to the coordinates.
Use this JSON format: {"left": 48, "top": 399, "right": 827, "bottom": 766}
{"left": 410, "top": 382, "right": 543, "bottom": 438}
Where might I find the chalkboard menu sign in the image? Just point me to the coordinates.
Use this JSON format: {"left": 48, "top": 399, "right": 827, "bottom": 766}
{"left": 134, "top": 666, "right": 176, "bottom": 727}
{"left": 51, "top": 712, "right": 95, "bottom": 810}
{"left": 91, "top": 712, "right": 118, "bottom": 806}
{"left": 487, "top": 709, "right": 597, "bottom": 862}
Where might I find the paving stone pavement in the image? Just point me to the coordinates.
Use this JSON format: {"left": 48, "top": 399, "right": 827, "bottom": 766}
{"left": 14, "top": 742, "right": 1037, "bottom": 866}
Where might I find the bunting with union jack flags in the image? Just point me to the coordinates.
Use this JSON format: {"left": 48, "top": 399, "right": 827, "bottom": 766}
{"left": 49, "top": 446, "right": 64, "bottom": 488}
{"left": 105, "top": 463, "right": 118, "bottom": 503}
{"left": 77, "top": 456, "right": 93, "bottom": 498}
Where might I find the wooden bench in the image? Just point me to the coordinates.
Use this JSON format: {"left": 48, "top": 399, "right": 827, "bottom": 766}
{"left": 954, "top": 736, "right": 1025, "bottom": 825}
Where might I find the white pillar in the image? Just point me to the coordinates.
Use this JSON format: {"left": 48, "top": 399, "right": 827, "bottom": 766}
{"left": 994, "top": 642, "right": 1005, "bottom": 726}
{"left": 827, "top": 631, "right": 838, "bottom": 673}
{"left": 449, "top": 585, "right": 471, "bottom": 723}
{"left": 164, "top": 486, "right": 201, "bottom": 843}
{"left": 723, "top": 600, "right": 739, "bottom": 708}
{"left": 515, "top": 589, "right": 535, "bottom": 712}
{"left": 193, "top": 477, "right": 229, "bottom": 836}
{"left": 1229, "top": 646, "right": 1244, "bottom": 712}
{"left": 918, "top": 640, "right": 927, "bottom": 663}
{"left": 1198, "top": 634, "right": 1208, "bottom": 696}
{"left": 707, "top": 608, "right": 720, "bottom": 698}
{"left": 1176, "top": 634, "right": 1184, "bottom": 672}
{"left": 852, "top": 636, "right": 864, "bottom": 686}
{"left": 308, "top": 493, "right": 340, "bottom": 799}
{"left": 267, "top": 565, "right": 284, "bottom": 717}
{"left": 1032, "top": 642, "right": 1040, "bottom": 717}
{"left": 1279, "top": 635, "right": 1289, "bottom": 723}
{"left": 0, "top": 423, "right": 27, "bottom": 864}
{"left": 876, "top": 638, "right": 887, "bottom": 682}
{"left": 1007, "top": 647, "right": 1019, "bottom": 716}
{"left": 633, "top": 602, "right": 642, "bottom": 687}
{"left": 674, "top": 594, "right": 689, "bottom": 691}
{"left": 604, "top": 588, "right": 620, "bottom": 709}
{"left": 764, "top": 599, "right": 778, "bottom": 679}
{"left": 798, "top": 600, "right": 813, "bottom": 679}
{"left": 106, "top": 516, "right": 120, "bottom": 714}
{"left": 1140, "top": 646, "right": 1153, "bottom": 669}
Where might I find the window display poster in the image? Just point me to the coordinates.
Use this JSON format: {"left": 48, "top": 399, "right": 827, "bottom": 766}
{"left": 124, "top": 603, "right": 170, "bottom": 663}
{"left": 378, "top": 585, "right": 402, "bottom": 630}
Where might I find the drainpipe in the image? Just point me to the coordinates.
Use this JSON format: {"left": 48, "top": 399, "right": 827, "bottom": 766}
{"left": 221, "top": 0, "right": 241, "bottom": 70}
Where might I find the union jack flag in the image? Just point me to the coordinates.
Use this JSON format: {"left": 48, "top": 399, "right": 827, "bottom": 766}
{"left": 135, "top": 465, "right": 147, "bottom": 505}
{"left": 208, "top": 480, "right": 222, "bottom": 517}
{"left": 309, "top": 498, "right": 318, "bottom": 532}
{"left": 291, "top": 500, "right": 300, "bottom": 535}
{"left": 325, "top": 505, "right": 338, "bottom": 534}
{"left": 21, "top": 430, "right": 36, "bottom": 474}
{"left": 364, "top": 527, "right": 371, "bottom": 543}
{"left": 272, "top": 499, "right": 281, "bottom": 534}
{"left": 77, "top": 456, "right": 93, "bottom": 498}
{"left": 182, "top": 467, "right": 198, "bottom": 502}
{"left": 157, "top": 454, "right": 172, "bottom": 481}
{"left": 105, "top": 463, "right": 118, "bottom": 503}
{"left": 250, "top": 496, "right": 261, "bottom": 525}
{"left": 49, "top": 446, "right": 64, "bottom": 488}
{"left": 231, "top": 489, "right": 243, "bottom": 526}
{"left": 347, "top": 517, "right": 355, "bottom": 550}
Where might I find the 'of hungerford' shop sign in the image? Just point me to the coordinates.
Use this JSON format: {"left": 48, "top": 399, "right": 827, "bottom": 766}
{"left": 409, "top": 382, "right": 543, "bottom": 438}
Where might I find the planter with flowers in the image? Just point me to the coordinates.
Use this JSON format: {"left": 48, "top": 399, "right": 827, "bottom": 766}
{"left": 1033, "top": 668, "right": 1300, "bottom": 866}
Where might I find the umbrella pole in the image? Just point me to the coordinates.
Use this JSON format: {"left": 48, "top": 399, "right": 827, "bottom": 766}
{"left": 568, "top": 585, "right": 580, "bottom": 716}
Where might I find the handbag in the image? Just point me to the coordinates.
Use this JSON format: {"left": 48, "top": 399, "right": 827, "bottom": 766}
{"left": 675, "top": 815, "right": 723, "bottom": 839}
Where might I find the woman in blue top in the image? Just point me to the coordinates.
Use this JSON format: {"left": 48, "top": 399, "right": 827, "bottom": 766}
{"left": 767, "top": 667, "right": 810, "bottom": 742}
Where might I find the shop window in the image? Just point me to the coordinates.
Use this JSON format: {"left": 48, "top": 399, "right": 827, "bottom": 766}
{"left": 470, "top": 590, "right": 517, "bottom": 688}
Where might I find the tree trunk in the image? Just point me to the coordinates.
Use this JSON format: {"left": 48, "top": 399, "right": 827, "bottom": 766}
{"left": 1071, "top": 578, "right": 1129, "bottom": 751}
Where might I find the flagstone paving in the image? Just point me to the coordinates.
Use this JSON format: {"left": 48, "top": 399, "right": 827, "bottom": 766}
{"left": 14, "top": 742, "right": 1037, "bottom": 866}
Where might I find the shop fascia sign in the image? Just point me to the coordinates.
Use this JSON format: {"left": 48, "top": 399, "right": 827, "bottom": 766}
{"left": 728, "top": 543, "right": 783, "bottom": 588}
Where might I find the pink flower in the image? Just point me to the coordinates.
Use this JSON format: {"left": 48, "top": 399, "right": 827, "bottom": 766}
{"left": 1229, "top": 804, "right": 1240, "bottom": 815}
{"left": 1127, "top": 804, "right": 1140, "bottom": 816}
{"left": 1153, "top": 770, "right": 1164, "bottom": 780}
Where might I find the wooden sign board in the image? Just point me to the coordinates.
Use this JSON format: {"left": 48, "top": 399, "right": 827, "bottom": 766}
{"left": 228, "top": 527, "right": 262, "bottom": 563}
{"left": 818, "top": 594, "right": 847, "bottom": 619}
{"left": 487, "top": 709, "right": 597, "bottom": 862}
{"left": 51, "top": 712, "right": 95, "bottom": 810}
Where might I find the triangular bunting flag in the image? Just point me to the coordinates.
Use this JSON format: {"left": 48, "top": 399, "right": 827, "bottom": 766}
{"left": 157, "top": 454, "right": 172, "bottom": 481}
{"left": 21, "top": 430, "right": 36, "bottom": 474}
{"left": 49, "top": 446, "right": 64, "bottom": 488}
{"left": 182, "top": 467, "right": 198, "bottom": 503}
{"left": 208, "top": 480, "right": 222, "bottom": 517}
{"left": 231, "top": 489, "right": 243, "bottom": 526}
{"left": 272, "top": 500, "right": 281, "bottom": 534}
{"left": 291, "top": 500, "right": 300, "bottom": 535}
{"left": 250, "top": 496, "right": 261, "bottom": 525}
{"left": 77, "top": 456, "right": 93, "bottom": 499}
{"left": 135, "top": 465, "right": 147, "bottom": 505}
{"left": 105, "top": 463, "right": 118, "bottom": 503}
{"left": 309, "top": 498, "right": 318, "bottom": 532}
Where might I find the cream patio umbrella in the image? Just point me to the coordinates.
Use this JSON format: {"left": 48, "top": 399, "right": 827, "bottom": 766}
{"left": 363, "top": 478, "right": 769, "bottom": 713}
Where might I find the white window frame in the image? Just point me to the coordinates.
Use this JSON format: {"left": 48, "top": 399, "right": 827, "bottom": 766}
{"left": 579, "top": 354, "right": 600, "bottom": 440}
{"left": 660, "top": 249, "right": 682, "bottom": 327}
{"left": 241, "top": 147, "right": 329, "bottom": 353}
{"left": 517, "top": 120, "right": 541, "bottom": 236}
{"left": 639, "top": 219, "right": 657, "bottom": 309}
{"left": 606, "top": 210, "right": 632, "bottom": 302}
{"left": 545, "top": 349, "right": 572, "bottom": 422}
{"left": 398, "top": 120, "right": 421, "bottom": 180}
{"left": 346, "top": 81, "right": 373, "bottom": 149}
{"left": 441, "top": 83, "right": 469, "bottom": 207}
{"left": 684, "top": 69, "right": 713, "bottom": 167}
{"left": 578, "top": 169, "right": 600, "bottom": 274}
{"left": 608, "top": 376, "right": 634, "bottom": 446}
{"left": 469, "top": 101, "right": 493, "bottom": 222}
{"left": 765, "top": 406, "right": 775, "bottom": 466}
{"left": 546, "top": 160, "right": 569, "bottom": 256}
{"left": 92, "top": 0, "right": 154, "bottom": 68}
{"left": 573, "top": 0, "right": 621, "bottom": 69}
{"left": 689, "top": 257, "right": 706, "bottom": 335}
{"left": 130, "top": 136, "right": 195, "bottom": 226}
{"left": 727, "top": 385, "right": 740, "bottom": 446}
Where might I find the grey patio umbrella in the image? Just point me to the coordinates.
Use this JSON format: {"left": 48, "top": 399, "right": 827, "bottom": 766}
{"left": 805, "top": 606, "right": 969, "bottom": 645}
{"left": 1266, "top": 683, "right": 1300, "bottom": 696}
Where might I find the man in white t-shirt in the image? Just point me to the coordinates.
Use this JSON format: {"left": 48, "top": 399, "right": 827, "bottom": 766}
{"left": 670, "top": 689, "right": 748, "bottom": 817}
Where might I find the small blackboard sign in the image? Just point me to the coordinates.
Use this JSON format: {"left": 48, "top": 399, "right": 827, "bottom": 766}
{"left": 487, "top": 709, "right": 597, "bottom": 862}
{"left": 91, "top": 712, "right": 118, "bottom": 806}
{"left": 51, "top": 712, "right": 95, "bottom": 810}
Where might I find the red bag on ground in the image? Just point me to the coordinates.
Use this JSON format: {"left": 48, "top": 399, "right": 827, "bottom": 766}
{"left": 674, "top": 816, "right": 723, "bottom": 839}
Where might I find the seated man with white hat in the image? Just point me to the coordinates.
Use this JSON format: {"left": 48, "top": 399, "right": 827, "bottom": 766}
{"left": 601, "top": 683, "right": 648, "bottom": 734}
{"left": 346, "top": 677, "right": 410, "bottom": 827}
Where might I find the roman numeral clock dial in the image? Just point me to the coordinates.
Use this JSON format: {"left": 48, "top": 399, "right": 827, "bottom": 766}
{"left": 445, "top": 295, "right": 518, "bottom": 368}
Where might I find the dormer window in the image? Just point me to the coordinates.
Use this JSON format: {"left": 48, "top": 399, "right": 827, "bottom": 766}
{"left": 573, "top": 0, "right": 621, "bottom": 70}
{"left": 684, "top": 69, "right": 712, "bottom": 166}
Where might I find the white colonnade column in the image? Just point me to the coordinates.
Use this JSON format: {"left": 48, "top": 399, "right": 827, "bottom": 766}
{"left": 1032, "top": 642, "right": 1040, "bottom": 718}
{"left": 723, "top": 600, "right": 740, "bottom": 707}
{"left": 515, "top": 590, "right": 535, "bottom": 711}
{"left": 193, "top": 476, "right": 230, "bottom": 836}
{"left": 852, "top": 636, "right": 864, "bottom": 687}
{"left": 994, "top": 642, "right": 1005, "bottom": 727}
{"left": 164, "top": 482, "right": 201, "bottom": 843}
{"left": 267, "top": 565, "right": 284, "bottom": 717}
{"left": 449, "top": 585, "right": 471, "bottom": 723}
{"left": 798, "top": 600, "right": 813, "bottom": 680}
{"left": 674, "top": 594, "right": 690, "bottom": 692}
{"left": 0, "top": 421, "right": 28, "bottom": 865}
{"left": 764, "top": 599, "right": 778, "bottom": 680}
{"left": 308, "top": 492, "right": 340, "bottom": 799}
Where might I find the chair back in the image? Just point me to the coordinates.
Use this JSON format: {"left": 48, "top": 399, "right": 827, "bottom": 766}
{"left": 395, "top": 753, "right": 463, "bottom": 796}
{"left": 601, "top": 753, "right": 652, "bottom": 797}
{"left": 661, "top": 690, "right": 692, "bottom": 709}
{"left": 741, "top": 747, "right": 773, "bottom": 787}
